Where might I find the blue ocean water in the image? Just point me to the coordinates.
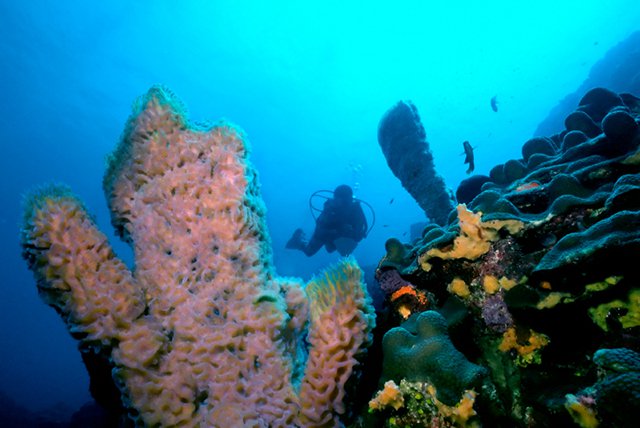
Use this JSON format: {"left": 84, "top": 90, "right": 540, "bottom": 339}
{"left": 0, "top": 0, "right": 639, "bottom": 419}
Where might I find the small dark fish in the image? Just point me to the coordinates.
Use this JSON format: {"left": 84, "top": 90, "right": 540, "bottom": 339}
{"left": 490, "top": 95, "right": 498, "bottom": 112}
{"left": 463, "top": 141, "right": 475, "bottom": 174}
{"left": 382, "top": 224, "right": 389, "bottom": 228}
{"left": 389, "top": 198, "right": 394, "bottom": 204}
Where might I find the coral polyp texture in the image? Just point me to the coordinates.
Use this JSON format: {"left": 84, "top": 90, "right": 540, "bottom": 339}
{"left": 21, "top": 86, "right": 375, "bottom": 427}
{"left": 373, "top": 88, "right": 640, "bottom": 427}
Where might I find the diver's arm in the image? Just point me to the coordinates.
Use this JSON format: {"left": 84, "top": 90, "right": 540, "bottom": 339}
{"left": 355, "top": 203, "right": 368, "bottom": 239}
{"left": 316, "top": 200, "right": 333, "bottom": 225}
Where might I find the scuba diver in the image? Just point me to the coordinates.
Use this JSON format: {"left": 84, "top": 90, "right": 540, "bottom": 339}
{"left": 286, "top": 184, "right": 371, "bottom": 257}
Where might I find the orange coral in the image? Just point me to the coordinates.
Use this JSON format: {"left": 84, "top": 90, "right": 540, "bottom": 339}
{"left": 391, "top": 285, "right": 429, "bottom": 319}
{"left": 391, "top": 285, "right": 428, "bottom": 305}
{"left": 369, "top": 380, "right": 404, "bottom": 411}
{"left": 419, "top": 205, "right": 524, "bottom": 272}
{"left": 448, "top": 277, "right": 471, "bottom": 298}
{"left": 515, "top": 181, "right": 541, "bottom": 192}
{"left": 499, "top": 327, "right": 549, "bottom": 366}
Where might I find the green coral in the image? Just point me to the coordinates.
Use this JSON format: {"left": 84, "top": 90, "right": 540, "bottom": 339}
{"left": 381, "top": 238, "right": 414, "bottom": 270}
{"left": 534, "top": 210, "right": 640, "bottom": 274}
{"left": 589, "top": 288, "right": 640, "bottom": 331}
{"left": 565, "top": 348, "right": 640, "bottom": 428}
{"left": 592, "top": 348, "right": 640, "bottom": 428}
{"left": 594, "top": 348, "right": 640, "bottom": 373}
{"left": 380, "top": 311, "right": 487, "bottom": 406}
{"left": 547, "top": 174, "right": 593, "bottom": 200}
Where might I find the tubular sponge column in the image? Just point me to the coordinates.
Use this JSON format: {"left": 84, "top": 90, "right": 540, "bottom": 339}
{"left": 21, "top": 86, "right": 375, "bottom": 427}
{"left": 378, "top": 100, "right": 455, "bottom": 226}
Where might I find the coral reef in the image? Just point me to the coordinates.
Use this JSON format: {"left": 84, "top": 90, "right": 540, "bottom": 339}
{"left": 377, "top": 100, "right": 455, "bottom": 226}
{"left": 371, "top": 88, "right": 640, "bottom": 427}
{"left": 566, "top": 348, "right": 640, "bottom": 428}
{"left": 21, "top": 86, "right": 375, "bottom": 427}
{"left": 17, "top": 78, "right": 640, "bottom": 427}
{"left": 456, "top": 175, "right": 492, "bottom": 205}
{"left": 380, "top": 311, "right": 487, "bottom": 406}
{"left": 535, "top": 30, "right": 640, "bottom": 136}
{"left": 369, "top": 380, "right": 480, "bottom": 428}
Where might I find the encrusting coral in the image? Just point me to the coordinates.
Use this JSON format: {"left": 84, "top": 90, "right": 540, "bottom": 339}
{"left": 20, "top": 86, "right": 375, "bottom": 427}
{"left": 369, "top": 379, "right": 480, "bottom": 428}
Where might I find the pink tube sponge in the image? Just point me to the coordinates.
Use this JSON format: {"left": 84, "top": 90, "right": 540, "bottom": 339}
{"left": 299, "top": 259, "right": 376, "bottom": 426}
{"left": 21, "top": 86, "right": 375, "bottom": 427}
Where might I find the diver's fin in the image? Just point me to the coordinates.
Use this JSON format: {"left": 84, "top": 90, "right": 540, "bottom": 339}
{"left": 286, "top": 228, "right": 306, "bottom": 250}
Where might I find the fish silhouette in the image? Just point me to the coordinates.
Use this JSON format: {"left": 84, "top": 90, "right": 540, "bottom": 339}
{"left": 463, "top": 141, "right": 475, "bottom": 174}
{"left": 490, "top": 95, "right": 498, "bottom": 112}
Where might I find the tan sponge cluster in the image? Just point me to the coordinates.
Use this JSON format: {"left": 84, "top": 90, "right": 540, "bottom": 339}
{"left": 21, "top": 86, "right": 375, "bottom": 427}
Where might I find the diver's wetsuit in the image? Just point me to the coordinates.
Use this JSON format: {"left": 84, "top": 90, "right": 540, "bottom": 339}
{"left": 287, "top": 190, "right": 367, "bottom": 257}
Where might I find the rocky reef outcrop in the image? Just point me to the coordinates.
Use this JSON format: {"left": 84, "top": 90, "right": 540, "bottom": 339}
{"left": 370, "top": 87, "right": 640, "bottom": 427}
{"left": 536, "top": 31, "right": 640, "bottom": 136}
